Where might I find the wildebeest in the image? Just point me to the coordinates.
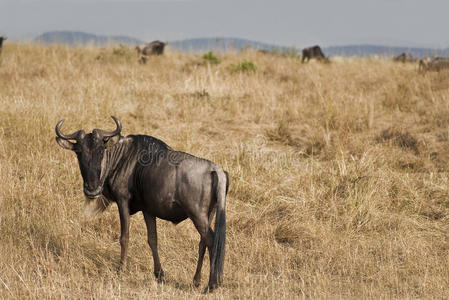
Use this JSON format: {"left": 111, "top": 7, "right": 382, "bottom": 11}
{"left": 0, "top": 36, "right": 7, "bottom": 54}
{"left": 301, "top": 45, "right": 329, "bottom": 63}
{"left": 55, "top": 116, "right": 229, "bottom": 291}
{"left": 136, "top": 40, "right": 166, "bottom": 56}
{"left": 393, "top": 52, "right": 417, "bottom": 63}
{"left": 419, "top": 57, "right": 449, "bottom": 73}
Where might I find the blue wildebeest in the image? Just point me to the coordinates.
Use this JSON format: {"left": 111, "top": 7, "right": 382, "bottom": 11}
{"left": 135, "top": 40, "right": 166, "bottom": 56}
{"left": 419, "top": 57, "right": 449, "bottom": 73}
{"left": 301, "top": 45, "right": 330, "bottom": 63}
{"left": 0, "top": 36, "right": 7, "bottom": 54}
{"left": 393, "top": 52, "right": 417, "bottom": 63}
{"left": 55, "top": 116, "right": 229, "bottom": 291}
{"left": 136, "top": 40, "right": 166, "bottom": 63}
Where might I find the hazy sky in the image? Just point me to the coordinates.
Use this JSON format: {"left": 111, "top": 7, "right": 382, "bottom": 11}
{"left": 2, "top": 0, "right": 449, "bottom": 48}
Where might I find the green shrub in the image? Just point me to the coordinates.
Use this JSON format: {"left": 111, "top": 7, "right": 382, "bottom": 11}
{"left": 229, "top": 60, "right": 257, "bottom": 73}
{"left": 203, "top": 51, "right": 221, "bottom": 64}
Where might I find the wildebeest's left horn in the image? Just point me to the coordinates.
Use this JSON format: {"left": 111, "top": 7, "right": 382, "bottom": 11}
{"left": 55, "top": 119, "right": 84, "bottom": 140}
{"left": 98, "top": 116, "right": 122, "bottom": 138}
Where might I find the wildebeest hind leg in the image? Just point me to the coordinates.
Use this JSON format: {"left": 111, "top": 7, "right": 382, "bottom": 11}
{"left": 143, "top": 212, "right": 164, "bottom": 281}
{"left": 193, "top": 239, "right": 206, "bottom": 287}
{"left": 192, "top": 214, "right": 214, "bottom": 287}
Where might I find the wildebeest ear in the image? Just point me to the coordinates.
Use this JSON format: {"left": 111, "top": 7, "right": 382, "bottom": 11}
{"left": 56, "top": 137, "right": 76, "bottom": 151}
{"left": 104, "top": 135, "right": 120, "bottom": 148}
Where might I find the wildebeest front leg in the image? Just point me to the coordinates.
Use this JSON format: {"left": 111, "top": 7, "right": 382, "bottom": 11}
{"left": 143, "top": 212, "right": 164, "bottom": 281}
{"left": 117, "top": 201, "right": 130, "bottom": 273}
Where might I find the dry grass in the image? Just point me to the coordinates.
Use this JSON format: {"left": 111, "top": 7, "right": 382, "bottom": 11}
{"left": 1, "top": 43, "right": 449, "bottom": 299}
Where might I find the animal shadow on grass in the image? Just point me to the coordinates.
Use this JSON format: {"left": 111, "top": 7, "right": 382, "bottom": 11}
{"left": 376, "top": 127, "right": 420, "bottom": 155}
{"left": 116, "top": 265, "right": 209, "bottom": 293}
{"left": 78, "top": 241, "right": 217, "bottom": 293}
{"left": 159, "top": 276, "right": 225, "bottom": 294}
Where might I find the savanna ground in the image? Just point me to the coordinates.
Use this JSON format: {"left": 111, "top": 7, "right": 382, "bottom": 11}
{"left": 1, "top": 43, "right": 449, "bottom": 299}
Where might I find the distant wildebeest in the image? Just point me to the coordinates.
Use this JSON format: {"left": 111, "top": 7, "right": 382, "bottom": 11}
{"left": 258, "top": 49, "right": 270, "bottom": 55}
{"left": 419, "top": 57, "right": 449, "bottom": 73}
{"left": 301, "top": 45, "right": 329, "bottom": 63}
{"left": 393, "top": 52, "right": 417, "bottom": 63}
{"left": 136, "top": 40, "right": 166, "bottom": 57}
{"left": 55, "top": 116, "right": 229, "bottom": 291}
{"left": 136, "top": 41, "right": 166, "bottom": 64}
{"left": 0, "top": 36, "right": 7, "bottom": 54}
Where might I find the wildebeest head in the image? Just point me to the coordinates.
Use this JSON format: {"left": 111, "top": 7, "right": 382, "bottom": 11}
{"left": 55, "top": 116, "right": 122, "bottom": 199}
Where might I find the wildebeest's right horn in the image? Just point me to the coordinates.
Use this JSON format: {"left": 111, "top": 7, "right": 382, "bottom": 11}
{"left": 55, "top": 119, "right": 84, "bottom": 140}
{"left": 98, "top": 116, "right": 122, "bottom": 138}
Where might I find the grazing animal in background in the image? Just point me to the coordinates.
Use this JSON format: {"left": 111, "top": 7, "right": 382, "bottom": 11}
{"left": 136, "top": 41, "right": 166, "bottom": 64}
{"left": 393, "top": 53, "right": 417, "bottom": 63}
{"left": 135, "top": 41, "right": 166, "bottom": 55}
{"left": 419, "top": 57, "right": 449, "bottom": 73}
{"left": 301, "top": 45, "right": 329, "bottom": 63}
{"left": 0, "top": 36, "right": 7, "bottom": 54}
{"left": 258, "top": 49, "right": 270, "bottom": 55}
{"left": 55, "top": 116, "right": 229, "bottom": 291}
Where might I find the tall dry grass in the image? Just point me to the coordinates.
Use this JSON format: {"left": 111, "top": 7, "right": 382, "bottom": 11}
{"left": 1, "top": 43, "right": 449, "bottom": 299}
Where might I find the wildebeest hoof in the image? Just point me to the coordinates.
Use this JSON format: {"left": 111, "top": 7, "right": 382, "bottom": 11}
{"left": 193, "top": 277, "right": 201, "bottom": 288}
{"left": 203, "top": 283, "right": 217, "bottom": 294}
{"left": 154, "top": 269, "right": 165, "bottom": 282}
{"left": 116, "top": 262, "right": 127, "bottom": 276}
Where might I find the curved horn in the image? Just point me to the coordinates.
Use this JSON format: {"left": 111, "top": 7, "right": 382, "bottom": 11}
{"left": 98, "top": 116, "right": 122, "bottom": 138}
{"left": 55, "top": 119, "right": 84, "bottom": 140}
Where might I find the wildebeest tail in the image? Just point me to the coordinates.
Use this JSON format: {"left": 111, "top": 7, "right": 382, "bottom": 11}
{"left": 209, "top": 170, "right": 229, "bottom": 288}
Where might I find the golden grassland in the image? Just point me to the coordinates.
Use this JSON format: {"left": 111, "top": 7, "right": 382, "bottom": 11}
{"left": 1, "top": 43, "right": 449, "bottom": 299}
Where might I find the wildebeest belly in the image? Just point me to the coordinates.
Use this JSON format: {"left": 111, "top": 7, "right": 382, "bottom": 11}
{"left": 150, "top": 200, "right": 188, "bottom": 224}
{"left": 128, "top": 194, "right": 187, "bottom": 223}
{"left": 137, "top": 164, "right": 189, "bottom": 224}
{"left": 140, "top": 193, "right": 188, "bottom": 224}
